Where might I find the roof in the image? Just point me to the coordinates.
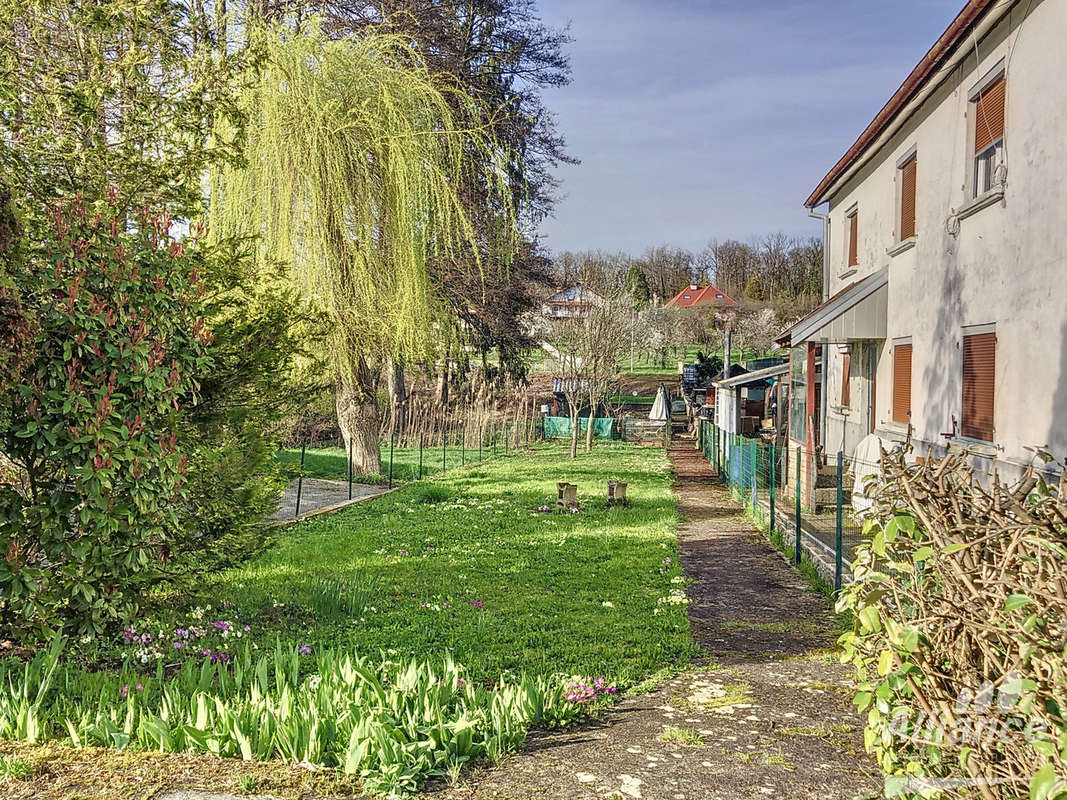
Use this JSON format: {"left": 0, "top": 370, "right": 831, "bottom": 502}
{"left": 666, "top": 284, "right": 736, "bottom": 309}
{"left": 544, "top": 285, "right": 604, "bottom": 305}
{"left": 775, "top": 267, "right": 889, "bottom": 347}
{"left": 806, "top": 0, "right": 1001, "bottom": 207}
{"left": 710, "top": 363, "right": 751, "bottom": 383}
{"left": 714, "top": 362, "right": 789, "bottom": 389}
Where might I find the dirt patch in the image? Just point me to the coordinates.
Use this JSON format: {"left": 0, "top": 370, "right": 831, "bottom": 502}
{"left": 428, "top": 441, "right": 881, "bottom": 800}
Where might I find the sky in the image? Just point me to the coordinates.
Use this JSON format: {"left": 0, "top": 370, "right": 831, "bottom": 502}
{"left": 533, "top": 0, "right": 965, "bottom": 256}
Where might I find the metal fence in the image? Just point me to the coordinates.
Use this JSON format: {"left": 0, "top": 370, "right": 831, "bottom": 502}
{"left": 696, "top": 420, "right": 878, "bottom": 591}
{"left": 286, "top": 416, "right": 544, "bottom": 520}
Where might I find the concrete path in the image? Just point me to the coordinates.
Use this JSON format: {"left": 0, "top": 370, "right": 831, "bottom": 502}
{"left": 271, "top": 478, "right": 388, "bottom": 522}
{"left": 428, "top": 440, "right": 881, "bottom": 799}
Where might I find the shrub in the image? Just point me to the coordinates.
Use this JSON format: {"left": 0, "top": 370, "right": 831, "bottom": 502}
{"left": 0, "top": 636, "right": 598, "bottom": 795}
{"left": 838, "top": 449, "right": 1067, "bottom": 799}
{"left": 0, "top": 196, "right": 211, "bottom": 638}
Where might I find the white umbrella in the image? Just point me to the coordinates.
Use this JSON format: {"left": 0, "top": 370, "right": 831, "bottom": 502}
{"left": 649, "top": 386, "right": 669, "bottom": 422}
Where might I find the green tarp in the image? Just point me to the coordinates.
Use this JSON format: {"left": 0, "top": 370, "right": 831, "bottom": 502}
{"left": 543, "top": 416, "right": 615, "bottom": 439}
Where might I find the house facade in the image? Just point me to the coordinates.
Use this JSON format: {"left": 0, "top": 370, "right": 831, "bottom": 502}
{"left": 781, "top": 0, "right": 1067, "bottom": 493}
{"left": 541, "top": 285, "right": 605, "bottom": 319}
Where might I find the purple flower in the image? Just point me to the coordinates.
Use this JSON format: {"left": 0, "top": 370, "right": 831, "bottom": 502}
{"left": 243, "top": 625, "right": 250, "bottom": 632}
{"left": 471, "top": 601, "right": 485, "bottom": 608}
{"left": 174, "top": 628, "right": 189, "bottom": 639}
{"left": 135, "top": 683, "right": 143, "bottom": 691}
{"left": 121, "top": 684, "right": 130, "bottom": 699}
{"left": 298, "top": 644, "right": 312, "bottom": 655}
{"left": 173, "top": 641, "right": 184, "bottom": 649}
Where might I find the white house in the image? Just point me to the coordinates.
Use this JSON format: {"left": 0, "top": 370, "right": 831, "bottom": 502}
{"left": 780, "top": 0, "right": 1067, "bottom": 498}
{"left": 541, "top": 285, "right": 605, "bottom": 319}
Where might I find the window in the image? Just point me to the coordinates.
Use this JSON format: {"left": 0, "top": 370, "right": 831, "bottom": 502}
{"left": 899, "top": 155, "right": 917, "bottom": 240}
{"left": 892, "top": 341, "right": 912, "bottom": 424}
{"left": 961, "top": 329, "right": 996, "bottom": 441}
{"left": 840, "top": 350, "right": 852, "bottom": 407}
{"left": 972, "top": 75, "right": 1005, "bottom": 197}
{"left": 846, "top": 209, "right": 859, "bottom": 268}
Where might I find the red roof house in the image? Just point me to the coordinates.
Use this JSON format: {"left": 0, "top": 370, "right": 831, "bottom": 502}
{"left": 665, "top": 284, "right": 736, "bottom": 309}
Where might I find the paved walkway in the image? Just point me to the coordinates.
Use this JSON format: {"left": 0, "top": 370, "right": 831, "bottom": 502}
{"left": 432, "top": 440, "right": 881, "bottom": 800}
{"left": 271, "top": 478, "right": 388, "bottom": 522}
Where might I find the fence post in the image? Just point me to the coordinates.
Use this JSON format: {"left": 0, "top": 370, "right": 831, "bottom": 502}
{"left": 418, "top": 434, "right": 423, "bottom": 480}
{"left": 348, "top": 437, "right": 353, "bottom": 500}
{"left": 388, "top": 427, "right": 395, "bottom": 489}
{"left": 461, "top": 426, "right": 465, "bottom": 466}
{"left": 769, "top": 442, "right": 776, "bottom": 534}
{"left": 479, "top": 427, "right": 483, "bottom": 461}
{"left": 835, "top": 450, "right": 844, "bottom": 592}
{"left": 505, "top": 423, "right": 509, "bottom": 454}
{"left": 493, "top": 424, "right": 497, "bottom": 456}
{"left": 794, "top": 446, "right": 802, "bottom": 565}
{"left": 295, "top": 438, "right": 307, "bottom": 518}
{"left": 442, "top": 425, "right": 447, "bottom": 472}
{"left": 749, "top": 439, "right": 757, "bottom": 516}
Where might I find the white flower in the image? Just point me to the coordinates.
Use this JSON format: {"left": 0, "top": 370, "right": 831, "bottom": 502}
{"left": 602, "top": 601, "right": 615, "bottom": 608}
{"left": 670, "top": 576, "right": 685, "bottom": 584}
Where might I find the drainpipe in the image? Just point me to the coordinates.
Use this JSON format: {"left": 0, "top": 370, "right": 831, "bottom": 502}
{"left": 807, "top": 203, "right": 830, "bottom": 302}
{"left": 808, "top": 203, "right": 831, "bottom": 458}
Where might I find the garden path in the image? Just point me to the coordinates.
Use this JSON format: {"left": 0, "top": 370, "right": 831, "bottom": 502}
{"left": 271, "top": 478, "right": 388, "bottom": 522}
{"left": 431, "top": 439, "right": 881, "bottom": 800}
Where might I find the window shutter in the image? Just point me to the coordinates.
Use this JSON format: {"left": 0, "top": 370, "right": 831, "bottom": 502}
{"left": 848, "top": 213, "right": 858, "bottom": 267}
{"left": 892, "top": 343, "right": 912, "bottom": 424}
{"left": 974, "top": 78, "right": 1005, "bottom": 153}
{"left": 961, "top": 332, "right": 996, "bottom": 441}
{"left": 840, "top": 352, "right": 851, "bottom": 407}
{"left": 900, "top": 158, "right": 917, "bottom": 240}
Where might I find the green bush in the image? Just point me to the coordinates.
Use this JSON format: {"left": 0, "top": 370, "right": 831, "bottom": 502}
{"left": 838, "top": 450, "right": 1067, "bottom": 799}
{"left": 0, "top": 197, "right": 212, "bottom": 638}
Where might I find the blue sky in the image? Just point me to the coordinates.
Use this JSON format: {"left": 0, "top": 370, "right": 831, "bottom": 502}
{"left": 534, "top": 0, "right": 964, "bottom": 255}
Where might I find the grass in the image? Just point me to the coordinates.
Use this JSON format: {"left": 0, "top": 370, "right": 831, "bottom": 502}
{"left": 0, "top": 754, "right": 32, "bottom": 780}
{"left": 0, "top": 441, "right": 698, "bottom": 795}
{"left": 216, "top": 441, "right": 697, "bottom": 686}
{"left": 275, "top": 437, "right": 515, "bottom": 485}
{"left": 657, "top": 725, "right": 706, "bottom": 747}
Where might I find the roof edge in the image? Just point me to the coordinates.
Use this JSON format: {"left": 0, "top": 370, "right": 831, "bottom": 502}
{"left": 805, "top": 0, "right": 1001, "bottom": 208}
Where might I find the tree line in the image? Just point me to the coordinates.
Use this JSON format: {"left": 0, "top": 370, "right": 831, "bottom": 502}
{"left": 549, "top": 234, "right": 823, "bottom": 309}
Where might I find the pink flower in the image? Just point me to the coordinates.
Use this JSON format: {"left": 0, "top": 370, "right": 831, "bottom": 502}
{"left": 471, "top": 601, "right": 485, "bottom": 608}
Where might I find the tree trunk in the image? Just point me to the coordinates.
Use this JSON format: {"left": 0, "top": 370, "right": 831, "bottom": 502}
{"left": 585, "top": 390, "right": 595, "bottom": 452}
{"left": 387, "top": 357, "right": 406, "bottom": 438}
{"left": 336, "top": 362, "right": 381, "bottom": 475}
{"left": 569, "top": 404, "right": 579, "bottom": 459}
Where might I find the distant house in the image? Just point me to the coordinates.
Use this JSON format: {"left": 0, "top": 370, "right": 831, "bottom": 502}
{"left": 665, "top": 284, "right": 736, "bottom": 310}
{"left": 541, "top": 285, "right": 604, "bottom": 319}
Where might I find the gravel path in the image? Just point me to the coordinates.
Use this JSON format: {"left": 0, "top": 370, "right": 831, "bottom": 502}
{"left": 428, "top": 440, "right": 881, "bottom": 800}
{"left": 271, "top": 478, "right": 388, "bottom": 522}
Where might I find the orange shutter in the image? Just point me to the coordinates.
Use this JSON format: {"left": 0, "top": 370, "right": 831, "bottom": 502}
{"left": 900, "top": 158, "right": 917, "bottom": 240}
{"left": 892, "top": 343, "right": 912, "bottom": 424}
{"left": 961, "top": 332, "right": 996, "bottom": 441}
{"left": 848, "top": 213, "right": 859, "bottom": 267}
{"left": 974, "top": 78, "right": 1006, "bottom": 153}
{"left": 840, "top": 352, "right": 851, "bottom": 407}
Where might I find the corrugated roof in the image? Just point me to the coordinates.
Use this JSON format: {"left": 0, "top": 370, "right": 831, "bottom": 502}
{"left": 776, "top": 267, "right": 889, "bottom": 346}
{"left": 714, "top": 362, "right": 789, "bottom": 389}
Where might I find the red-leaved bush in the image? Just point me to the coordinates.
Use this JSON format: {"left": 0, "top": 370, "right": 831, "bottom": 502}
{"left": 0, "top": 193, "right": 212, "bottom": 637}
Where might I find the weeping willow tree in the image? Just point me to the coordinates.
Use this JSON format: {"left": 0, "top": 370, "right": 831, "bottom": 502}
{"left": 211, "top": 23, "right": 515, "bottom": 473}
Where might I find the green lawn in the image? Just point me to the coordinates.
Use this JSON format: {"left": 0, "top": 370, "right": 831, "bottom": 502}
{"left": 218, "top": 441, "right": 696, "bottom": 685}
{"left": 1, "top": 442, "right": 696, "bottom": 793}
